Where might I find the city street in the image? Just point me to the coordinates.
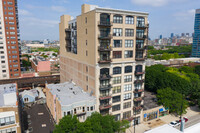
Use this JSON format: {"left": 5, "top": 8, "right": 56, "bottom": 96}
{"left": 176, "top": 114, "right": 200, "bottom": 129}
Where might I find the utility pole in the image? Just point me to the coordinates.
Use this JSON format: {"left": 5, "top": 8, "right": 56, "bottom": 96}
{"left": 134, "top": 107, "right": 136, "bottom": 133}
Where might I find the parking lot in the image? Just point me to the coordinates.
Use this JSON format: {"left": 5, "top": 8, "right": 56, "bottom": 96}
{"left": 22, "top": 104, "right": 55, "bottom": 133}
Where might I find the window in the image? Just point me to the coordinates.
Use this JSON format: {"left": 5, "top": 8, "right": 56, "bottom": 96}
{"left": 12, "top": 55, "right": 17, "bottom": 58}
{"left": 114, "top": 114, "right": 121, "bottom": 121}
{"left": 90, "top": 106, "right": 93, "bottom": 111}
{"left": 135, "top": 65, "right": 143, "bottom": 72}
{"left": 136, "top": 51, "right": 143, "bottom": 59}
{"left": 9, "top": 17, "right": 14, "bottom": 20}
{"left": 100, "top": 80, "right": 110, "bottom": 87}
{"left": 113, "top": 28, "right": 122, "bottom": 36}
{"left": 10, "top": 32, "right": 15, "bottom": 35}
{"left": 2, "top": 70, "right": 6, "bottom": 73}
{"left": 124, "top": 51, "right": 133, "bottom": 58}
{"left": 113, "top": 15, "right": 123, "bottom": 23}
{"left": 14, "top": 73, "right": 19, "bottom": 76}
{"left": 124, "top": 75, "right": 132, "bottom": 82}
{"left": 112, "top": 104, "right": 120, "bottom": 112}
{"left": 112, "top": 86, "right": 121, "bottom": 94}
{"left": 123, "top": 111, "right": 131, "bottom": 119}
{"left": 125, "top": 66, "right": 132, "bottom": 73}
{"left": 7, "top": 2, "right": 13, "bottom": 5}
{"left": 8, "top": 7, "right": 13, "bottom": 10}
{"left": 113, "top": 67, "right": 121, "bottom": 75}
{"left": 8, "top": 12, "right": 13, "bottom": 15}
{"left": 10, "top": 37, "right": 16, "bottom": 39}
{"left": 137, "top": 17, "right": 145, "bottom": 27}
{"left": 123, "top": 102, "right": 131, "bottom": 109}
{"left": 124, "top": 93, "right": 131, "bottom": 100}
{"left": 11, "top": 41, "right": 16, "bottom": 44}
{"left": 1, "top": 56, "right": 5, "bottom": 59}
{"left": 135, "top": 83, "right": 142, "bottom": 90}
{"left": 113, "top": 40, "right": 122, "bottom": 47}
{"left": 0, "top": 115, "right": 15, "bottom": 126}
{"left": 136, "top": 29, "right": 145, "bottom": 38}
{"left": 86, "top": 50, "right": 88, "bottom": 56}
{"left": 9, "top": 22, "right": 14, "bottom": 25}
{"left": 136, "top": 40, "right": 144, "bottom": 49}
{"left": 112, "top": 95, "right": 121, "bottom": 103}
{"left": 126, "top": 16, "right": 134, "bottom": 24}
{"left": 9, "top": 27, "right": 15, "bottom": 30}
{"left": 13, "top": 64, "right": 18, "bottom": 67}
{"left": 125, "top": 40, "right": 133, "bottom": 47}
{"left": 113, "top": 51, "right": 122, "bottom": 59}
{"left": 1, "top": 61, "right": 5, "bottom": 63}
{"left": 113, "top": 76, "right": 121, "bottom": 84}
{"left": 125, "top": 29, "right": 134, "bottom": 36}
{"left": 85, "top": 17, "right": 87, "bottom": 23}
{"left": 124, "top": 84, "right": 132, "bottom": 92}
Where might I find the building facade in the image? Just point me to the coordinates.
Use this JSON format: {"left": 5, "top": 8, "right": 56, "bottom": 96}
{"left": 46, "top": 82, "right": 96, "bottom": 123}
{"left": 59, "top": 4, "right": 149, "bottom": 125}
{"left": 192, "top": 9, "right": 200, "bottom": 57}
{"left": 0, "top": 0, "right": 21, "bottom": 79}
{"left": 0, "top": 83, "right": 21, "bottom": 133}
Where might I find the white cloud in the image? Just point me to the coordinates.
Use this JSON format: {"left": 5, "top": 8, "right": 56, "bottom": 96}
{"left": 18, "top": 9, "right": 31, "bottom": 16}
{"left": 131, "top": 0, "right": 187, "bottom": 7}
{"left": 21, "top": 17, "right": 59, "bottom": 28}
{"left": 173, "top": 9, "right": 195, "bottom": 20}
{"left": 51, "top": 6, "right": 66, "bottom": 12}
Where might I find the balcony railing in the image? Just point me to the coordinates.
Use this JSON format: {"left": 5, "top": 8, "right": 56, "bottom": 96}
{"left": 134, "top": 97, "right": 143, "bottom": 102}
{"left": 136, "top": 35, "right": 147, "bottom": 40}
{"left": 98, "top": 34, "right": 112, "bottom": 40}
{"left": 123, "top": 116, "right": 134, "bottom": 121}
{"left": 65, "top": 36, "right": 71, "bottom": 40}
{"left": 99, "top": 74, "right": 111, "bottom": 80}
{"left": 136, "top": 24, "right": 149, "bottom": 28}
{"left": 133, "top": 106, "right": 143, "bottom": 111}
{"left": 134, "top": 89, "right": 144, "bottom": 93}
{"left": 135, "top": 57, "right": 145, "bottom": 61}
{"left": 135, "top": 71, "right": 145, "bottom": 75}
{"left": 136, "top": 45, "right": 146, "bottom": 50}
{"left": 99, "top": 103, "right": 112, "bottom": 110}
{"left": 98, "top": 46, "right": 112, "bottom": 51}
{"left": 99, "top": 84, "right": 112, "bottom": 91}
{"left": 99, "top": 94, "right": 112, "bottom": 100}
{"left": 65, "top": 29, "right": 71, "bottom": 32}
{"left": 98, "top": 21, "right": 113, "bottom": 27}
{"left": 134, "top": 79, "right": 144, "bottom": 84}
{"left": 98, "top": 58, "right": 112, "bottom": 64}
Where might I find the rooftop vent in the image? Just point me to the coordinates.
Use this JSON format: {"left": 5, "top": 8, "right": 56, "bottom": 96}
{"left": 57, "top": 89, "right": 60, "bottom": 92}
{"left": 73, "top": 91, "right": 77, "bottom": 95}
{"left": 69, "top": 88, "right": 73, "bottom": 90}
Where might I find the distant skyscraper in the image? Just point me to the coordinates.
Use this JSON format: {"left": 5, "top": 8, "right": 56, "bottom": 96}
{"left": 0, "top": 0, "right": 21, "bottom": 79}
{"left": 159, "top": 35, "right": 162, "bottom": 39}
{"left": 186, "top": 33, "right": 189, "bottom": 37}
{"left": 192, "top": 9, "right": 200, "bottom": 57}
{"left": 181, "top": 33, "right": 185, "bottom": 37}
{"left": 170, "top": 33, "right": 174, "bottom": 38}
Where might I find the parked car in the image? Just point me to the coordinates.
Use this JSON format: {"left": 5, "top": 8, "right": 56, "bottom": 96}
{"left": 169, "top": 121, "right": 180, "bottom": 127}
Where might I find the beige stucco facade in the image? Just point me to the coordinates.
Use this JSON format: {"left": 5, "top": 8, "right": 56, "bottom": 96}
{"left": 60, "top": 4, "right": 149, "bottom": 125}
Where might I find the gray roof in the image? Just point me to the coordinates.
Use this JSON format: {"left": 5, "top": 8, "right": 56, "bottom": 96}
{"left": 0, "top": 83, "right": 17, "bottom": 107}
{"left": 47, "top": 82, "right": 96, "bottom": 106}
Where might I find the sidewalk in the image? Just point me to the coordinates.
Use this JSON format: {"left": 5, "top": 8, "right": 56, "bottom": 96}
{"left": 126, "top": 106, "right": 200, "bottom": 133}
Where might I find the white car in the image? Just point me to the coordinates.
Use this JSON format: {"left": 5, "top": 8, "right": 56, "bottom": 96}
{"left": 169, "top": 121, "right": 180, "bottom": 127}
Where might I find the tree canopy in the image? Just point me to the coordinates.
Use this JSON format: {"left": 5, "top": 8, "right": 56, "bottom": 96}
{"left": 54, "top": 112, "right": 129, "bottom": 133}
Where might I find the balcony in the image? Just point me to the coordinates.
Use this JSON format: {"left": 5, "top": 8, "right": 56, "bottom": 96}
{"left": 136, "top": 45, "right": 147, "bottom": 50}
{"left": 98, "top": 21, "right": 113, "bottom": 27}
{"left": 134, "top": 79, "right": 144, "bottom": 84}
{"left": 133, "top": 106, "right": 143, "bottom": 111}
{"left": 99, "top": 94, "right": 112, "bottom": 100}
{"left": 136, "top": 24, "right": 149, "bottom": 29}
{"left": 136, "top": 35, "right": 147, "bottom": 40}
{"left": 134, "top": 97, "right": 143, "bottom": 102}
{"left": 98, "top": 58, "right": 112, "bottom": 64}
{"left": 98, "top": 46, "right": 112, "bottom": 51}
{"left": 135, "top": 57, "right": 145, "bottom": 61}
{"left": 76, "top": 112, "right": 86, "bottom": 116}
{"left": 65, "top": 28, "right": 71, "bottom": 32}
{"left": 98, "top": 34, "right": 112, "bottom": 40}
{"left": 99, "top": 74, "right": 111, "bottom": 80}
{"left": 65, "top": 36, "right": 71, "bottom": 40}
{"left": 99, "top": 84, "right": 112, "bottom": 91}
{"left": 135, "top": 71, "right": 145, "bottom": 75}
{"left": 99, "top": 104, "right": 112, "bottom": 110}
{"left": 134, "top": 89, "right": 144, "bottom": 93}
{"left": 124, "top": 116, "right": 134, "bottom": 121}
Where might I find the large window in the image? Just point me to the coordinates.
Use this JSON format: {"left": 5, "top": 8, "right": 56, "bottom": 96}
{"left": 124, "top": 93, "right": 131, "bottom": 100}
{"left": 113, "top": 67, "right": 121, "bottom": 75}
{"left": 125, "top": 40, "right": 133, "bottom": 47}
{"left": 124, "top": 84, "right": 132, "bottom": 92}
{"left": 112, "top": 86, "right": 121, "bottom": 94}
{"left": 112, "top": 104, "right": 121, "bottom": 112}
{"left": 112, "top": 95, "right": 121, "bottom": 103}
{"left": 135, "top": 65, "right": 143, "bottom": 72}
{"left": 126, "top": 16, "right": 134, "bottom": 24}
{"left": 113, "top": 15, "right": 123, "bottom": 23}
{"left": 137, "top": 17, "right": 145, "bottom": 27}
{"left": 114, "top": 114, "right": 121, "bottom": 121}
{"left": 125, "top": 66, "right": 132, "bottom": 73}
{"left": 113, "top": 76, "right": 121, "bottom": 84}
{"left": 113, "top": 40, "right": 122, "bottom": 47}
{"left": 100, "top": 80, "right": 110, "bottom": 87}
{"left": 123, "top": 101, "right": 131, "bottom": 109}
{"left": 124, "top": 75, "right": 132, "bottom": 82}
{"left": 125, "top": 29, "right": 134, "bottom": 36}
{"left": 113, "top": 51, "right": 122, "bottom": 59}
{"left": 125, "top": 51, "right": 133, "bottom": 58}
{"left": 0, "top": 115, "right": 15, "bottom": 126}
{"left": 136, "top": 40, "right": 144, "bottom": 49}
{"left": 135, "top": 83, "right": 142, "bottom": 90}
{"left": 136, "top": 51, "right": 143, "bottom": 59}
{"left": 113, "top": 28, "right": 122, "bottom": 36}
{"left": 136, "top": 29, "right": 145, "bottom": 38}
{"left": 123, "top": 111, "right": 131, "bottom": 119}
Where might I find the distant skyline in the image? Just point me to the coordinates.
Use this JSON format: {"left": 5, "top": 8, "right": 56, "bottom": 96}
{"left": 18, "top": 0, "right": 200, "bottom": 40}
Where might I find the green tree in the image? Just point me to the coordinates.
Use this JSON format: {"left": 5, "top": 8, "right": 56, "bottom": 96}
{"left": 179, "top": 66, "right": 194, "bottom": 73}
{"left": 22, "top": 60, "right": 31, "bottom": 70}
{"left": 157, "top": 88, "right": 188, "bottom": 116}
{"left": 194, "top": 65, "right": 200, "bottom": 76}
{"left": 54, "top": 112, "right": 129, "bottom": 133}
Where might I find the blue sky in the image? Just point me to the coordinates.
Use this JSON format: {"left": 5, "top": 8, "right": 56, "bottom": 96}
{"left": 18, "top": 0, "right": 200, "bottom": 40}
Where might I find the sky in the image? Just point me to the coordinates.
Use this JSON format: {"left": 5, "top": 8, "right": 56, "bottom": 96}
{"left": 18, "top": 0, "right": 200, "bottom": 40}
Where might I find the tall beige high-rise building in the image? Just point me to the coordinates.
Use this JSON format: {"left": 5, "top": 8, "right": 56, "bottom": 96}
{"left": 0, "top": 0, "right": 21, "bottom": 79}
{"left": 59, "top": 4, "right": 149, "bottom": 125}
